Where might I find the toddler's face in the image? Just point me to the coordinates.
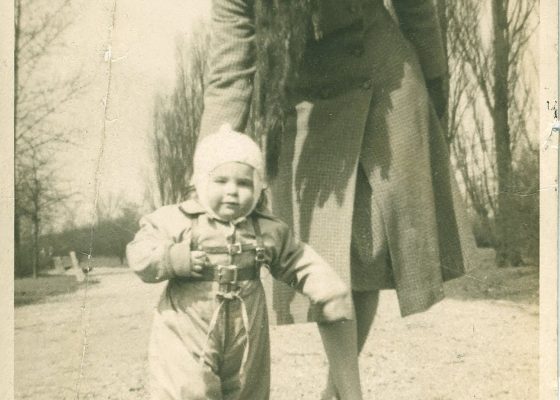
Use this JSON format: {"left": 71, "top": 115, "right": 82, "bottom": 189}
{"left": 206, "top": 162, "right": 255, "bottom": 221}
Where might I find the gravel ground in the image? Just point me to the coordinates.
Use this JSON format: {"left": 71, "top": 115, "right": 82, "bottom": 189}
{"left": 14, "top": 248, "right": 538, "bottom": 399}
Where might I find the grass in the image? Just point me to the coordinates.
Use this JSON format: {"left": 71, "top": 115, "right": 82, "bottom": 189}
{"left": 444, "top": 248, "right": 539, "bottom": 305}
{"left": 15, "top": 256, "right": 124, "bottom": 307}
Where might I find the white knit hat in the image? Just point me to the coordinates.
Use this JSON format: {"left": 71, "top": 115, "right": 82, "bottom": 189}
{"left": 193, "top": 124, "right": 266, "bottom": 222}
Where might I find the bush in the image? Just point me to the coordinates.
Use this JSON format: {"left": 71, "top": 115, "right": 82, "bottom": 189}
{"left": 470, "top": 213, "right": 495, "bottom": 248}
{"left": 510, "top": 151, "right": 539, "bottom": 264}
{"left": 15, "top": 240, "right": 55, "bottom": 278}
{"left": 39, "top": 206, "right": 141, "bottom": 268}
{"left": 466, "top": 150, "right": 538, "bottom": 265}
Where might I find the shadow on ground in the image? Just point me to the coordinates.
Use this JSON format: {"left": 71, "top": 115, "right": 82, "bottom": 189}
{"left": 14, "top": 275, "right": 99, "bottom": 307}
{"left": 444, "top": 248, "right": 539, "bottom": 305}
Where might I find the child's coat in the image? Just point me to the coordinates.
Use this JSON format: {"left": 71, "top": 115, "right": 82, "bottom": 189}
{"left": 127, "top": 199, "right": 351, "bottom": 399}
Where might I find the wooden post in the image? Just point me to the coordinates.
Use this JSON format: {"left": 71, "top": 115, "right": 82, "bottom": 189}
{"left": 69, "top": 251, "right": 85, "bottom": 282}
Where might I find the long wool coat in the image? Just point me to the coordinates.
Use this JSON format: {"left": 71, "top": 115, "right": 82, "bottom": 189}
{"left": 199, "top": 0, "right": 476, "bottom": 320}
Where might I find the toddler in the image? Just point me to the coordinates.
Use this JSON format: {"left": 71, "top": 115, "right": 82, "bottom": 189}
{"left": 127, "top": 125, "right": 352, "bottom": 399}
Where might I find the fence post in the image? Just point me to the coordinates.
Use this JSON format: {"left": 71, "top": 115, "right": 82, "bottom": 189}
{"left": 69, "top": 251, "right": 85, "bottom": 282}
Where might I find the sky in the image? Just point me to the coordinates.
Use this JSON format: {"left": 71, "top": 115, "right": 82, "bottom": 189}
{"left": 47, "top": 0, "right": 210, "bottom": 224}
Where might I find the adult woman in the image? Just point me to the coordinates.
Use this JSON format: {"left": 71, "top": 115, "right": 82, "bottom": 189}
{"left": 199, "top": 0, "right": 475, "bottom": 398}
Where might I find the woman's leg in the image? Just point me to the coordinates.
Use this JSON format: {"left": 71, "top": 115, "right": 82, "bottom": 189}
{"left": 352, "top": 289, "right": 380, "bottom": 353}
{"left": 319, "top": 290, "right": 380, "bottom": 399}
{"left": 318, "top": 319, "right": 363, "bottom": 400}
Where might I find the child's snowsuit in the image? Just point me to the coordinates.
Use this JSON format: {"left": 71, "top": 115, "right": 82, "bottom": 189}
{"left": 127, "top": 199, "right": 351, "bottom": 400}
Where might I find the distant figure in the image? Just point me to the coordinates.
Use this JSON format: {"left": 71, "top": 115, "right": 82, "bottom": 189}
{"left": 127, "top": 127, "right": 353, "bottom": 399}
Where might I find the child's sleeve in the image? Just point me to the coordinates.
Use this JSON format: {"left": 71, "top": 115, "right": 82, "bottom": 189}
{"left": 126, "top": 210, "right": 194, "bottom": 283}
{"left": 270, "top": 223, "right": 353, "bottom": 323}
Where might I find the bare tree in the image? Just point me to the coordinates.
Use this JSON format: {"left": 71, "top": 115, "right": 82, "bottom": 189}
{"left": 95, "top": 192, "right": 140, "bottom": 265}
{"left": 150, "top": 23, "right": 209, "bottom": 206}
{"left": 443, "top": 2, "right": 496, "bottom": 244}
{"left": 450, "top": 99, "right": 498, "bottom": 246}
{"left": 15, "top": 0, "right": 83, "bottom": 276}
{"left": 446, "top": 0, "right": 537, "bottom": 266}
{"left": 95, "top": 191, "right": 126, "bottom": 222}
{"left": 16, "top": 148, "right": 74, "bottom": 277}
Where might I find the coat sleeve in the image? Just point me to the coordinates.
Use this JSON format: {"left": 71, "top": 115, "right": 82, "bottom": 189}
{"left": 199, "top": 0, "right": 256, "bottom": 139}
{"left": 392, "top": 0, "right": 447, "bottom": 79}
{"left": 268, "top": 222, "right": 352, "bottom": 322}
{"left": 126, "top": 210, "right": 194, "bottom": 283}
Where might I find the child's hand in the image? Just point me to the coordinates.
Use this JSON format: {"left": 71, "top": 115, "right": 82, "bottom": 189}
{"left": 189, "top": 250, "right": 209, "bottom": 278}
{"left": 320, "top": 294, "right": 352, "bottom": 323}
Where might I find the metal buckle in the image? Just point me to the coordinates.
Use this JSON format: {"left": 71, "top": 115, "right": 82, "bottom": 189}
{"left": 217, "top": 264, "right": 238, "bottom": 285}
{"left": 227, "top": 242, "right": 243, "bottom": 255}
{"left": 255, "top": 247, "right": 266, "bottom": 262}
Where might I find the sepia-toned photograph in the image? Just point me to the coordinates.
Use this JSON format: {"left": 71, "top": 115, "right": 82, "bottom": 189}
{"left": 6, "top": 0, "right": 557, "bottom": 398}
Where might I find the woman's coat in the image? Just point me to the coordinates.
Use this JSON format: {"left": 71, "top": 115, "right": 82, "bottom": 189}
{"left": 199, "top": 0, "right": 476, "bottom": 320}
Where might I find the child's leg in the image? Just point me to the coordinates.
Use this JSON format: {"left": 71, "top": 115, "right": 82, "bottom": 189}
{"left": 225, "top": 324, "right": 270, "bottom": 400}
{"left": 149, "top": 310, "right": 223, "bottom": 400}
{"left": 318, "top": 319, "right": 363, "bottom": 400}
{"left": 222, "top": 287, "right": 271, "bottom": 400}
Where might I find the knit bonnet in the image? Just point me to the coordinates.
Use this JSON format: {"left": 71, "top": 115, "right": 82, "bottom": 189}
{"left": 193, "top": 124, "right": 266, "bottom": 222}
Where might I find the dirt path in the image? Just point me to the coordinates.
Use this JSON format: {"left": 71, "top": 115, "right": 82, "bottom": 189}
{"left": 15, "top": 249, "right": 538, "bottom": 399}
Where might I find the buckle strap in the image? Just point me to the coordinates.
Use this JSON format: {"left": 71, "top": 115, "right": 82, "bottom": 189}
{"left": 199, "top": 264, "right": 260, "bottom": 284}
{"left": 251, "top": 216, "right": 269, "bottom": 268}
{"left": 200, "top": 242, "right": 257, "bottom": 255}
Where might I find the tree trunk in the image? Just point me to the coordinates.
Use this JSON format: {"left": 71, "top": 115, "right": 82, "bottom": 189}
{"left": 31, "top": 216, "right": 39, "bottom": 278}
{"left": 14, "top": 0, "right": 20, "bottom": 121}
{"left": 14, "top": 0, "right": 22, "bottom": 275}
{"left": 492, "top": 0, "right": 522, "bottom": 266}
{"left": 15, "top": 214, "right": 21, "bottom": 275}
